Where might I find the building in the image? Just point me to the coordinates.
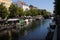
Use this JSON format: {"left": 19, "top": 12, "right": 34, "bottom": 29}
{"left": 29, "top": 5, "right": 38, "bottom": 9}
{"left": 13, "top": 1, "right": 30, "bottom": 11}
{"left": 0, "top": 0, "right": 12, "bottom": 9}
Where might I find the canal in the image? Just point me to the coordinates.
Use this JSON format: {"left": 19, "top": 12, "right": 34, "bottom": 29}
{"left": 0, "top": 19, "right": 52, "bottom": 40}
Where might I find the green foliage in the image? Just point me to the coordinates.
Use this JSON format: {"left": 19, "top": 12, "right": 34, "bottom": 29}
{"left": 0, "top": 3, "right": 9, "bottom": 19}
{"left": 37, "top": 9, "right": 42, "bottom": 15}
{"left": 30, "top": 8, "right": 38, "bottom": 16}
{"left": 9, "top": 4, "right": 24, "bottom": 18}
{"left": 54, "top": 0, "right": 60, "bottom": 15}
{"left": 0, "top": 3, "right": 51, "bottom": 19}
{"left": 24, "top": 8, "right": 51, "bottom": 18}
{"left": 18, "top": 7, "right": 24, "bottom": 16}
{"left": 9, "top": 4, "right": 19, "bottom": 18}
{"left": 24, "top": 10, "right": 31, "bottom": 16}
{"left": 25, "top": 8, "right": 40, "bottom": 16}
{"left": 41, "top": 10, "right": 51, "bottom": 18}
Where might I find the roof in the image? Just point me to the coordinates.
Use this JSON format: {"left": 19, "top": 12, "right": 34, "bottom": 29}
{"left": 18, "top": 1, "right": 27, "bottom": 5}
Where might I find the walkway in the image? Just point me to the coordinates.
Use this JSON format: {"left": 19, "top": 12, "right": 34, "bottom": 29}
{"left": 53, "top": 26, "right": 57, "bottom": 40}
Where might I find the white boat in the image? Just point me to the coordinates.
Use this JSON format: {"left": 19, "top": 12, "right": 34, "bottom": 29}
{"left": 7, "top": 18, "right": 19, "bottom": 24}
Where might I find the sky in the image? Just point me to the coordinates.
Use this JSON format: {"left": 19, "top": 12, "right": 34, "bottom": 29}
{"left": 13, "top": 0, "right": 54, "bottom": 13}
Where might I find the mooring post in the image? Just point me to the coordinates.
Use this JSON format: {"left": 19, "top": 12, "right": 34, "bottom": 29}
{"left": 7, "top": 29, "right": 12, "bottom": 40}
{"left": 8, "top": 30, "right": 12, "bottom": 40}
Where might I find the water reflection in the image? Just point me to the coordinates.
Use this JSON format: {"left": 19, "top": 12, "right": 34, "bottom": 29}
{"left": 0, "top": 19, "right": 51, "bottom": 40}
{"left": 18, "top": 19, "right": 51, "bottom": 40}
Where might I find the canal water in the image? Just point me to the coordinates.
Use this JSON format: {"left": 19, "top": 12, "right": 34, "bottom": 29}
{"left": 0, "top": 19, "right": 52, "bottom": 40}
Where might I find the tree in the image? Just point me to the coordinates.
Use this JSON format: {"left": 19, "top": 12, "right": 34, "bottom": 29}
{"left": 54, "top": 0, "right": 60, "bottom": 15}
{"left": 25, "top": 8, "right": 39, "bottom": 16}
{"left": 17, "top": 7, "right": 24, "bottom": 16}
{"left": 24, "top": 10, "right": 31, "bottom": 16}
{"left": 41, "top": 9, "right": 51, "bottom": 18}
{"left": 9, "top": 4, "right": 19, "bottom": 18}
{"left": 0, "top": 3, "right": 9, "bottom": 19}
{"left": 37, "top": 9, "right": 42, "bottom": 15}
{"left": 31, "top": 9, "right": 38, "bottom": 16}
{"left": 9, "top": 4, "right": 24, "bottom": 18}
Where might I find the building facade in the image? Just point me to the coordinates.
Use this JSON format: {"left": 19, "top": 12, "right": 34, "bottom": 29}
{"left": 13, "top": 1, "right": 30, "bottom": 11}
{"left": 0, "top": 0, "right": 12, "bottom": 9}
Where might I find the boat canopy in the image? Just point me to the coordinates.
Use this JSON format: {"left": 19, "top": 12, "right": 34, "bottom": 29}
{"left": 7, "top": 18, "right": 19, "bottom": 21}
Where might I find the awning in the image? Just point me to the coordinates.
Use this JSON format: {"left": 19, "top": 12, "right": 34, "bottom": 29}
{"left": 7, "top": 18, "right": 19, "bottom": 21}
